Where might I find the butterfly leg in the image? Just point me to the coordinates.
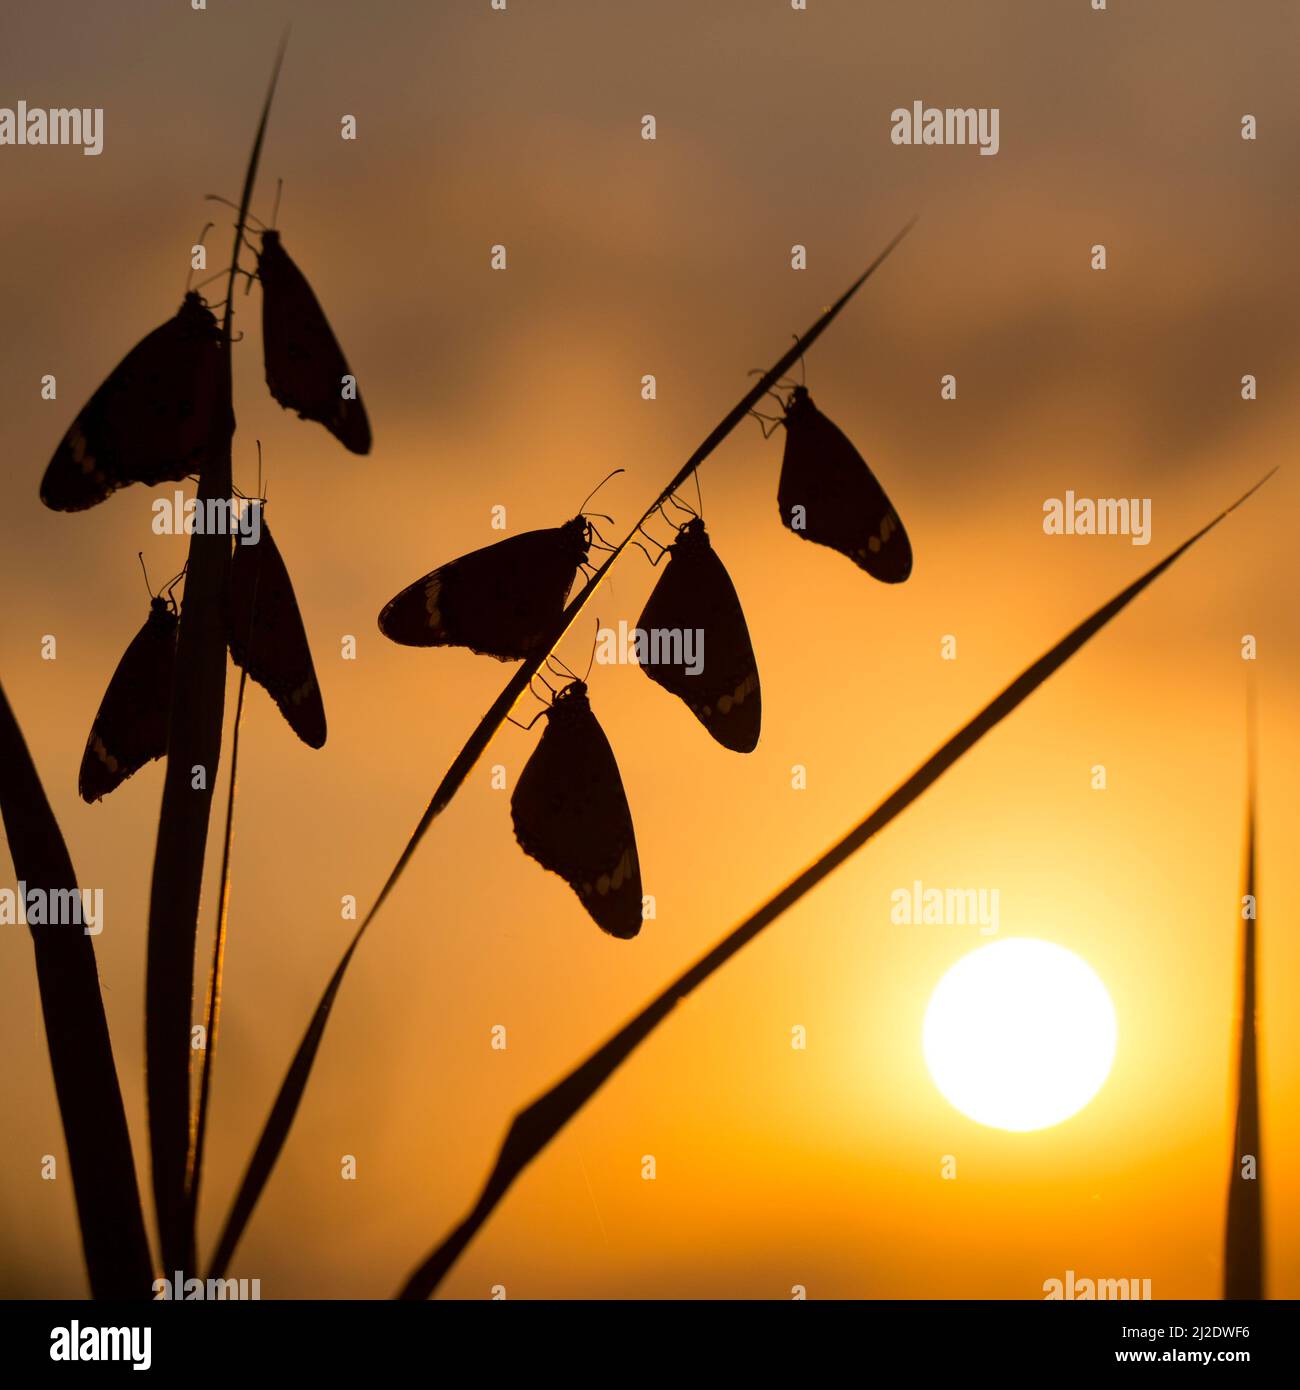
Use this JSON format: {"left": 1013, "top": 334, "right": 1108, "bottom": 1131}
{"left": 747, "top": 408, "right": 784, "bottom": 439}
{"left": 506, "top": 707, "right": 548, "bottom": 731}
{"left": 585, "top": 520, "right": 621, "bottom": 553}
{"left": 629, "top": 524, "right": 668, "bottom": 567}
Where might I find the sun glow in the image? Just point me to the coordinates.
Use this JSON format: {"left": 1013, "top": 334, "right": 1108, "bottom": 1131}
{"left": 923, "top": 939, "right": 1117, "bottom": 1132}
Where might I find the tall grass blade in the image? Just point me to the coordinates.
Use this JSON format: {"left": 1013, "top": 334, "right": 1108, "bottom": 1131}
{"left": 397, "top": 472, "right": 1275, "bottom": 1298}
{"left": 208, "top": 222, "right": 916, "bottom": 1276}
{"left": 146, "top": 39, "right": 285, "bottom": 1278}
{"left": 191, "top": 506, "right": 266, "bottom": 1255}
{"left": 1224, "top": 695, "right": 1263, "bottom": 1299}
{"left": 0, "top": 681, "right": 153, "bottom": 1298}
{"left": 188, "top": 666, "right": 249, "bottom": 1258}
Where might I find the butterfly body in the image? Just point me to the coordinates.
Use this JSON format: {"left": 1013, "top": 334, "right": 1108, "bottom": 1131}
{"left": 511, "top": 680, "right": 643, "bottom": 939}
{"left": 228, "top": 510, "right": 327, "bottom": 748}
{"left": 378, "top": 516, "right": 590, "bottom": 660}
{"left": 258, "top": 229, "right": 371, "bottom": 455}
{"left": 79, "top": 595, "right": 179, "bottom": 802}
{"left": 778, "top": 385, "right": 912, "bottom": 582}
{"left": 636, "top": 517, "right": 760, "bottom": 752}
{"left": 42, "top": 293, "right": 223, "bottom": 512}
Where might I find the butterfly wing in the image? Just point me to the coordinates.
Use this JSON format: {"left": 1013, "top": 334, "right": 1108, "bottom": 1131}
{"left": 378, "top": 522, "right": 586, "bottom": 661}
{"left": 79, "top": 600, "right": 179, "bottom": 802}
{"left": 42, "top": 294, "right": 223, "bottom": 512}
{"left": 511, "top": 687, "right": 643, "bottom": 939}
{"left": 259, "top": 231, "right": 371, "bottom": 455}
{"left": 636, "top": 520, "right": 760, "bottom": 752}
{"left": 778, "top": 391, "right": 912, "bottom": 582}
{"left": 229, "top": 515, "right": 327, "bottom": 748}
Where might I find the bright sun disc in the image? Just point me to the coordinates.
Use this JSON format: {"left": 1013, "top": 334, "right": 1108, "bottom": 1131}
{"left": 923, "top": 938, "right": 1117, "bottom": 1132}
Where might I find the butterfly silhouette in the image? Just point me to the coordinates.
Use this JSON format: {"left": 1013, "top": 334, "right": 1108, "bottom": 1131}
{"left": 378, "top": 515, "right": 597, "bottom": 660}
{"left": 41, "top": 293, "right": 224, "bottom": 512}
{"left": 228, "top": 502, "right": 327, "bottom": 747}
{"left": 511, "top": 679, "right": 643, "bottom": 939}
{"left": 258, "top": 229, "right": 371, "bottom": 455}
{"left": 79, "top": 582, "right": 181, "bottom": 803}
{"left": 777, "top": 385, "right": 912, "bottom": 582}
{"left": 636, "top": 516, "right": 760, "bottom": 752}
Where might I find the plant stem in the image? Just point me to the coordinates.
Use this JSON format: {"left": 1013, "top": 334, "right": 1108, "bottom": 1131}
{"left": 145, "top": 38, "right": 284, "bottom": 1280}
{"left": 188, "top": 666, "right": 249, "bottom": 1259}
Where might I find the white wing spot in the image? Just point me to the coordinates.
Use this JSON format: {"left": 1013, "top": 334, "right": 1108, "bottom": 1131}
{"left": 91, "top": 735, "right": 119, "bottom": 774}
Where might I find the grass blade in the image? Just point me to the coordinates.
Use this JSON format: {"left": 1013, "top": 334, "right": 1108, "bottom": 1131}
{"left": 207, "top": 222, "right": 917, "bottom": 1277}
{"left": 0, "top": 681, "right": 154, "bottom": 1298}
{"left": 397, "top": 472, "right": 1275, "bottom": 1299}
{"left": 187, "top": 666, "right": 249, "bottom": 1260}
{"left": 192, "top": 512, "right": 265, "bottom": 1258}
{"left": 1224, "top": 696, "right": 1263, "bottom": 1299}
{"left": 146, "top": 40, "right": 285, "bottom": 1278}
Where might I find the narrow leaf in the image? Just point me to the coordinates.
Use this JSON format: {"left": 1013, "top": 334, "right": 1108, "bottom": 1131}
{"left": 397, "top": 473, "right": 1274, "bottom": 1299}
{"left": 1224, "top": 696, "right": 1263, "bottom": 1299}
{"left": 146, "top": 39, "right": 285, "bottom": 1277}
{"left": 0, "top": 680, "right": 153, "bottom": 1298}
{"left": 208, "top": 224, "right": 916, "bottom": 1276}
{"left": 188, "top": 668, "right": 249, "bottom": 1259}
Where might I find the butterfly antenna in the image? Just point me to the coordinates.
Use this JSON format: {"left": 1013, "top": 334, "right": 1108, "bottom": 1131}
{"left": 791, "top": 332, "right": 806, "bottom": 385}
{"left": 546, "top": 653, "right": 580, "bottom": 684}
{"left": 185, "top": 221, "right": 215, "bottom": 293}
{"left": 578, "top": 468, "right": 625, "bottom": 516}
{"left": 138, "top": 552, "right": 156, "bottom": 600}
{"left": 270, "top": 177, "right": 284, "bottom": 230}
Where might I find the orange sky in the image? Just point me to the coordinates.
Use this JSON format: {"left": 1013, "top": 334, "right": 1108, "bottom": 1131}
{"left": 1, "top": 0, "right": 1297, "bottom": 1298}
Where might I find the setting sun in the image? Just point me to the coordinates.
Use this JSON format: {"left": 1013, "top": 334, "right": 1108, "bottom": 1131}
{"left": 923, "top": 939, "right": 1118, "bottom": 1132}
